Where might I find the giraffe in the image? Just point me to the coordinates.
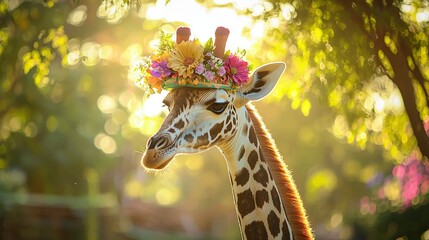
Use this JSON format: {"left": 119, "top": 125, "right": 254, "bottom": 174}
{"left": 141, "top": 27, "right": 314, "bottom": 240}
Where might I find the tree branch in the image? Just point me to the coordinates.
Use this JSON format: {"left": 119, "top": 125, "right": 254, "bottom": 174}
{"left": 402, "top": 36, "right": 429, "bottom": 102}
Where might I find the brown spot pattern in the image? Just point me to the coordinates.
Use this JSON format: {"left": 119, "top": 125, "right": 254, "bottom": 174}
{"left": 242, "top": 124, "right": 248, "bottom": 136}
{"left": 282, "top": 220, "right": 291, "bottom": 240}
{"left": 255, "top": 189, "right": 269, "bottom": 208}
{"left": 209, "top": 122, "right": 223, "bottom": 140}
{"left": 259, "top": 148, "right": 266, "bottom": 162}
{"left": 249, "top": 126, "right": 258, "bottom": 147}
{"left": 225, "top": 122, "right": 232, "bottom": 133}
{"left": 271, "top": 187, "right": 281, "bottom": 213}
{"left": 184, "top": 133, "right": 194, "bottom": 143}
{"left": 235, "top": 168, "right": 249, "bottom": 186}
{"left": 196, "top": 133, "right": 209, "bottom": 147}
{"left": 238, "top": 147, "right": 245, "bottom": 161}
{"left": 174, "top": 119, "right": 184, "bottom": 129}
{"left": 237, "top": 189, "right": 255, "bottom": 218}
{"left": 268, "top": 211, "right": 281, "bottom": 237}
{"left": 245, "top": 221, "right": 268, "bottom": 240}
{"left": 253, "top": 165, "right": 269, "bottom": 187}
{"left": 248, "top": 150, "right": 258, "bottom": 169}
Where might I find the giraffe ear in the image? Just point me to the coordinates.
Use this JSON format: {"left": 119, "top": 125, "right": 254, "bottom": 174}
{"left": 238, "top": 62, "right": 286, "bottom": 102}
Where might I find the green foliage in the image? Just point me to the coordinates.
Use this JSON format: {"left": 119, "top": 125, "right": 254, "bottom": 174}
{"left": 0, "top": 1, "right": 131, "bottom": 195}
{"left": 157, "top": 31, "right": 175, "bottom": 55}
{"left": 203, "top": 37, "right": 214, "bottom": 53}
{"left": 253, "top": 0, "right": 429, "bottom": 161}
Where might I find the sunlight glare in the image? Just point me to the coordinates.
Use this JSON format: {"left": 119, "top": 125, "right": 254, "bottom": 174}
{"left": 416, "top": 10, "right": 429, "bottom": 23}
{"left": 97, "top": 1, "right": 130, "bottom": 24}
{"left": 97, "top": 95, "right": 117, "bottom": 114}
{"left": 99, "top": 44, "right": 114, "bottom": 60}
{"left": 145, "top": 0, "right": 256, "bottom": 51}
{"left": 388, "top": 89, "right": 404, "bottom": 114}
{"left": 120, "top": 43, "right": 143, "bottom": 66}
{"left": 156, "top": 187, "right": 181, "bottom": 206}
{"left": 142, "top": 92, "right": 168, "bottom": 117}
{"left": 281, "top": 3, "right": 296, "bottom": 21}
{"left": 371, "top": 116, "right": 384, "bottom": 132}
{"left": 251, "top": 21, "right": 265, "bottom": 40}
{"left": 81, "top": 41, "right": 101, "bottom": 66}
{"left": 67, "top": 50, "right": 80, "bottom": 66}
{"left": 213, "top": 0, "right": 232, "bottom": 4}
{"left": 332, "top": 115, "right": 349, "bottom": 139}
{"left": 400, "top": 4, "right": 414, "bottom": 13}
{"left": 67, "top": 5, "right": 87, "bottom": 26}
{"left": 129, "top": 108, "right": 163, "bottom": 136}
{"left": 373, "top": 94, "right": 385, "bottom": 113}
{"left": 94, "top": 133, "right": 117, "bottom": 154}
{"left": 233, "top": 0, "right": 263, "bottom": 11}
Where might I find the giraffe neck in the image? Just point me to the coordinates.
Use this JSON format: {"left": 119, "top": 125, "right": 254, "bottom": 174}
{"left": 218, "top": 104, "right": 313, "bottom": 240}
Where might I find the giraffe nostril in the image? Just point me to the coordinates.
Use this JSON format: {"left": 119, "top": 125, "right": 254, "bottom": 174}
{"left": 147, "top": 135, "right": 171, "bottom": 150}
{"left": 147, "top": 138, "right": 154, "bottom": 149}
{"left": 156, "top": 136, "right": 168, "bottom": 148}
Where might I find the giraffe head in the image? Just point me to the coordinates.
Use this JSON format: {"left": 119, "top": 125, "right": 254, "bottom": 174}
{"left": 141, "top": 27, "right": 285, "bottom": 170}
{"left": 141, "top": 62, "right": 285, "bottom": 170}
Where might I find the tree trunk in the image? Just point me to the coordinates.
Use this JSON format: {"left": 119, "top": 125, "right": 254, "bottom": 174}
{"left": 372, "top": 12, "right": 429, "bottom": 161}
{"left": 388, "top": 40, "right": 429, "bottom": 160}
{"left": 339, "top": 0, "right": 429, "bottom": 160}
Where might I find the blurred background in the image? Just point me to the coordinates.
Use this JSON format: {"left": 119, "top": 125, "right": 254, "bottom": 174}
{"left": 1, "top": 0, "right": 429, "bottom": 239}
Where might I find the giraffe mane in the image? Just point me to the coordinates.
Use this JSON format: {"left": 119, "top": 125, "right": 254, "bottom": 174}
{"left": 245, "top": 103, "right": 314, "bottom": 240}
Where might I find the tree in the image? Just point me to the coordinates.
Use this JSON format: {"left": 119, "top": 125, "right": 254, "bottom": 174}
{"left": 0, "top": 0, "right": 150, "bottom": 194}
{"left": 340, "top": 0, "right": 429, "bottom": 159}
{"left": 246, "top": 0, "right": 429, "bottom": 237}
{"left": 254, "top": 0, "right": 429, "bottom": 161}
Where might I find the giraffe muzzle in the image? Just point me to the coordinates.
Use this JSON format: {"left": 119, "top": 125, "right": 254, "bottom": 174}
{"left": 142, "top": 134, "right": 176, "bottom": 170}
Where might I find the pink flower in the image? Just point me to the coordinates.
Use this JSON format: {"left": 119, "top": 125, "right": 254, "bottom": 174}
{"left": 224, "top": 55, "right": 249, "bottom": 84}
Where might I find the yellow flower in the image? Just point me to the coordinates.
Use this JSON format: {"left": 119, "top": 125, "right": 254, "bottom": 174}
{"left": 168, "top": 41, "right": 204, "bottom": 79}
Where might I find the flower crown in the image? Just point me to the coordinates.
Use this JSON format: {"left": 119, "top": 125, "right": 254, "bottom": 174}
{"left": 136, "top": 27, "right": 251, "bottom": 94}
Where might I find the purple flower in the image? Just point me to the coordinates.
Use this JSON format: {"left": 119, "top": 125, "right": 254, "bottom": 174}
{"left": 195, "top": 63, "right": 205, "bottom": 75}
{"left": 150, "top": 60, "right": 171, "bottom": 78}
{"left": 217, "top": 66, "right": 226, "bottom": 76}
{"left": 208, "top": 60, "right": 215, "bottom": 68}
{"left": 203, "top": 71, "right": 215, "bottom": 81}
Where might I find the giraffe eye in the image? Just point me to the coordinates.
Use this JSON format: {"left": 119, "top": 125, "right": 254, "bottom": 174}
{"left": 208, "top": 102, "right": 228, "bottom": 114}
